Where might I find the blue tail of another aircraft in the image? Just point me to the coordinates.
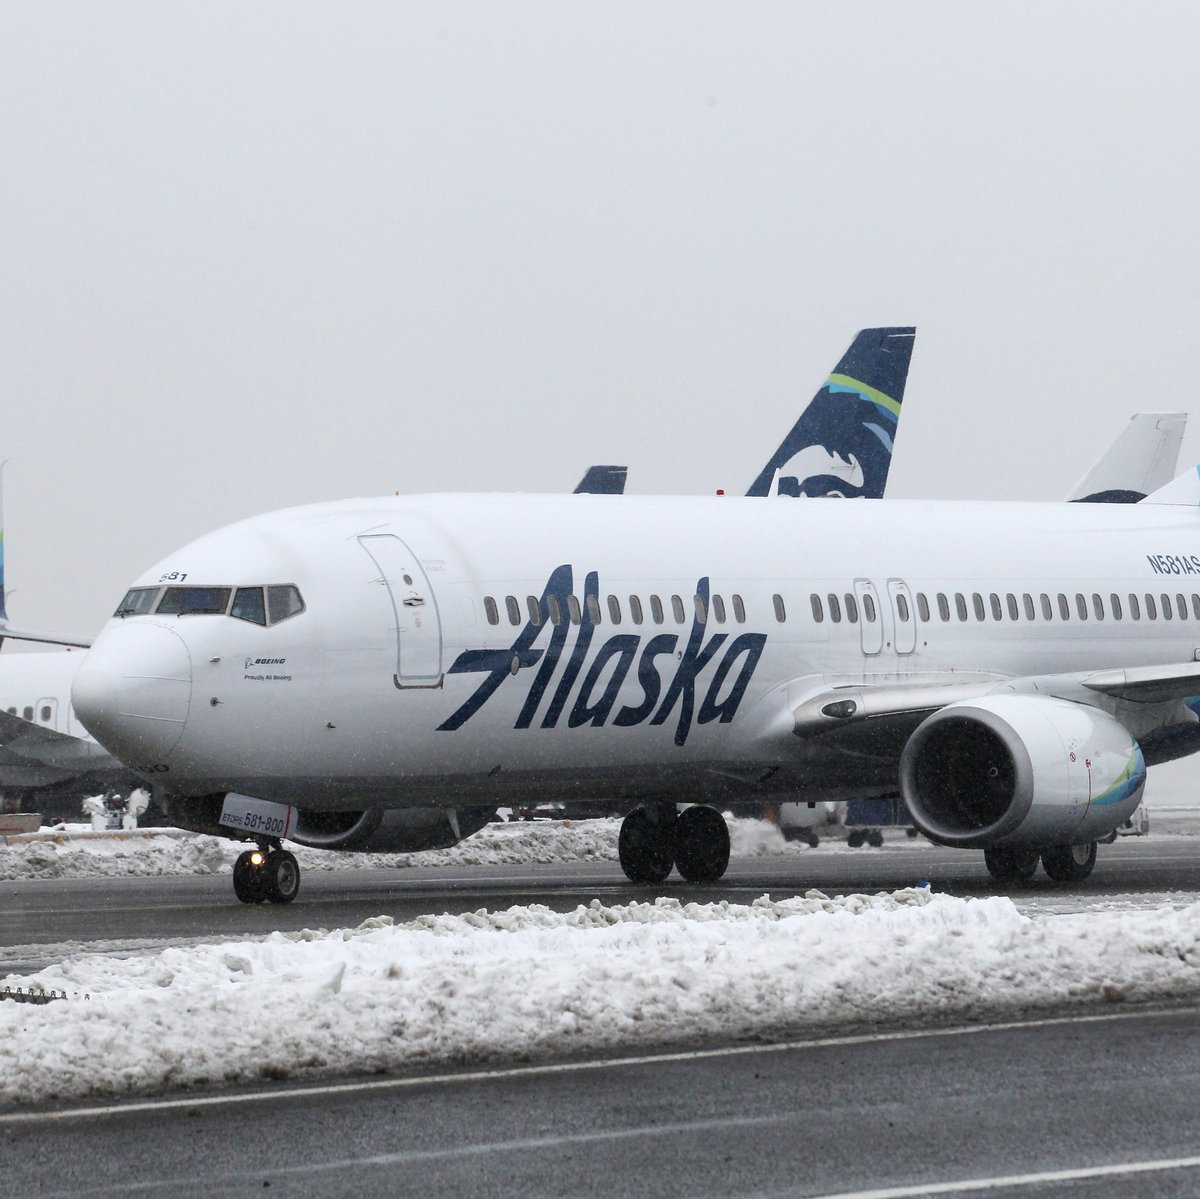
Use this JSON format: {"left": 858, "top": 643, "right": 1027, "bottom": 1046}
{"left": 746, "top": 327, "right": 915, "bottom": 498}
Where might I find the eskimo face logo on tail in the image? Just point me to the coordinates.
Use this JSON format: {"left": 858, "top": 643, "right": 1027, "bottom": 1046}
{"left": 438, "top": 566, "right": 766, "bottom": 746}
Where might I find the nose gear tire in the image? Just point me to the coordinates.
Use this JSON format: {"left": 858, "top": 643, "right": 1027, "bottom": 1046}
{"left": 233, "top": 851, "right": 266, "bottom": 904}
{"left": 263, "top": 849, "right": 301, "bottom": 904}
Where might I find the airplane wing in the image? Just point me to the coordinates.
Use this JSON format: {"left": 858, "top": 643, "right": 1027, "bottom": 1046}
{"left": 789, "top": 661, "right": 1200, "bottom": 741}
{"left": 0, "top": 620, "right": 91, "bottom": 649}
{"left": 0, "top": 708, "right": 113, "bottom": 768}
{"left": 1067, "top": 412, "right": 1186, "bottom": 503}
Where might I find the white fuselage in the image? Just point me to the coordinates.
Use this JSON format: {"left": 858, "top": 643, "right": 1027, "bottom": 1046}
{"left": 71, "top": 493, "right": 1200, "bottom": 811}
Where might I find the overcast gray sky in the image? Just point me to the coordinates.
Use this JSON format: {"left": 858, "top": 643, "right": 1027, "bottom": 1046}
{"left": 2, "top": 1, "right": 1199, "bottom": 638}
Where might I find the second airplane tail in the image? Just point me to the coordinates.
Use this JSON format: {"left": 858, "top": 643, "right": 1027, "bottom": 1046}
{"left": 746, "top": 326, "right": 915, "bottom": 499}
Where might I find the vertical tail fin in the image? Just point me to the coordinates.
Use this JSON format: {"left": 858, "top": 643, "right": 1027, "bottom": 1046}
{"left": 0, "top": 461, "right": 8, "bottom": 622}
{"left": 573, "top": 465, "right": 628, "bottom": 495}
{"left": 746, "top": 327, "right": 915, "bottom": 498}
{"left": 1067, "top": 413, "right": 1187, "bottom": 503}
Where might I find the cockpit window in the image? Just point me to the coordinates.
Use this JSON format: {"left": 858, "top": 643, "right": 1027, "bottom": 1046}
{"left": 231, "top": 587, "right": 267, "bottom": 626}
{"left": 267, "top": 585, "right": 305, "bottom": 625}
{"left": 157, "top": 586, "right": 232, "bottom": 616}
{"left": 114, "top": 587, "right": 159, "bottom": 617}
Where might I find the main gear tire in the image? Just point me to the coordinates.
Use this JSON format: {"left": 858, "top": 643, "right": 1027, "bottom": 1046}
{"left": 618, "top": 807, "right": 675, "bottom": 884}
{"left": 983, "top": 846, "right": 1040, "bottom": 883}
{"left": 1042, "top": 841, "right": 1097, "bottom": 883}
{"left": 674, "top": 805, "right": 731, "bottom": 884}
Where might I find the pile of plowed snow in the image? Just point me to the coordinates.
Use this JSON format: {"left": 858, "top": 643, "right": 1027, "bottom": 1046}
{"left": 0, "top": 816, "right": 825, "bottom": 882}
{"left": 3, "top": 889, "right": 1200, "bottom": 1106}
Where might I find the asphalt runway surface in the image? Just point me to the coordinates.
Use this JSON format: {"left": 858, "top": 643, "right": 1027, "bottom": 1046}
{"left": 6, "top": 836, "right": 1200, "bottom": 1197}
{"left": 6, "top": 1005, "right": 1200, "bottom": 1198}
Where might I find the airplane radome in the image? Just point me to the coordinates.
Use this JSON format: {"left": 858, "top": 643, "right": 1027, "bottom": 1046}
{"left": 71, "top": 487, "right": 1200, "bottom": 905}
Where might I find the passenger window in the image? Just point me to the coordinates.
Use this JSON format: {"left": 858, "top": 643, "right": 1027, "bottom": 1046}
{"left": 22, "top": 706, "right": 32, "bottom": 721}
{"left": 671, "top": 595, "right": 686, "bottom": 623}
{"left": 506, "top": 596, "right": 522, "bottom": 626}
{"left": 1160, "top": 594, "right": 1172, "bottom": 621}
{"left": 1178, "top": 594, "right": 1188, "bottom": 620}
{"left": 916, "top": 593, "right": 930, "bottom": 623}
{"left": 1023, "top": 594, "right": 1035, "bottom": 621}
{"left": 608, "top": 595, "right": 622, "bottom": 624}
{"left": 972, "top": 593, "right": 985, "bottom": 622}
{"left": 863, "top": 594, "right": 877, "bottom": 622}
{"left": 1057, "top": 594, "right": 1070, "bottom": 621}
{"left": 158, "top": 586, "right": 232, "bottom": 616}
{"left": 650, "top": 595, "right": 664, "bottom": 624}
{"left": 39, "top": 706, "right": 51, "bottom": 722}
{"left": 990, "top": 593, "right": 1002, "bottom": 621}
{"left": 483, "top": 596, "right": 499, "bottom": 625}
{"left": 1110, "top": 593, "right": 1123, "bottom": 621}
{"left": 586, "top": 594, "right": 602, "bottom": 625}
{"left": 828, "top": 594, "right": 842, "bottom": 623}
{"left": 896, "top": 594, "right": 910, "bottom": 622}
{"left": 1129, "top": 593, "right": 1141, "bottom": 620}
{"left": 568, "top": 595, "right": 583, "bottom": 625}
{"left": 955, "top": 594, "right": 968, "bottom": 622}
{"left": 1092, "top": 594, "right": 1104, "bottom": 621}
{"left": 693, "top": 594, "right": 707, "bottom": 624}
{"left": 629, "top": 595, "right": 644, "bottom": 625}
{"left": 267, "top": 585, "right": 305, "bottom": 625}
{"left": 231, "top": 587, "right": 267, "bottom": 626}
{"left": 1006, "top": 594, "right": 1019, "bottom": 621}
{"left": 809, "top": 595, "right": 823, "bottom": 623}
{"left": 712, "top": 594, "right": 726, "bottom": 624}
{"left": 1040, "top": 594, "right": 1053, "bottom": 620}
{"left": 732, "top": 595, "right": 746, "bottom": 623}
{"left": 773, "top": 594, "right": 787, "bottom": 622}
{"left": 1194, "top": 595, "right": 1200, "bottom": 621}
{"left": 937, "top": 593, "right": 950, "bottom": 622}
{"left": 1075, "top": 593, "right": 1088, "bottom": 621}
{"left": 114, "top": 587, "right": 159, "bottom": 617}
{"left": 527, "top": 596, "right": 543, "bottom": 626}
{"left": 845, "top": 594, "right": 860, "bottom": 623}
{"left": 548, "top": 595, "right": 564, "bottom": 626}
{"left": 1145, "top": 594, "right": 1157, "bottom": 620}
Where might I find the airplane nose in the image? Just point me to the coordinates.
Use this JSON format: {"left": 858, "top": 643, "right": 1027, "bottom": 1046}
{"left": 72, "top": 625, "right": 193, "bottom": 765}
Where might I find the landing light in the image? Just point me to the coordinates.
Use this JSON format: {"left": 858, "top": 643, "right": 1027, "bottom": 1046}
{"left": 821, "top": 699, "right": 858, "bottom": 719}
{"left": 249, "top": 851, "right": 265, "bottom": 867}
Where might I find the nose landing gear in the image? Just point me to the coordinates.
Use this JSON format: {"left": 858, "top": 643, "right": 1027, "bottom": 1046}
{"left": 617, "top": 803, "right": 731, "bottom": 885}
{"left": 232, "top": 839, "right": 301, "bottom": 904}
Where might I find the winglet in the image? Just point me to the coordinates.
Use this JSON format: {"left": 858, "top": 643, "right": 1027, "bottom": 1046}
{"left": 746, "top": 327, "right": 916, "bottom": 498}
{"left": 1140, "top": 465, "right": 1200, "bottom": 506}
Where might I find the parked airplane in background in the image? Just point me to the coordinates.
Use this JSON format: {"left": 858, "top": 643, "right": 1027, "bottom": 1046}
{"left": 1067, "top": 412, "right": 1186, "bottom": 503}
{"left": 746, "top": 327, "right": 914, "bottom": 498}
{"left": 72, "top": 452, "right": 1200, "bottom": 903}
{"left": 574, "top": 466, "right": 628, "bottom": 495}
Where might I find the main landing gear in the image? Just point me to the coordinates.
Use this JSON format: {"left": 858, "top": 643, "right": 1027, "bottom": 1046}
{"left": 618, "top": 804, "right": 731, "bottom": 884}
{"left": 983, "top": 842, "right": 1097, "bottom": 885}
{"left": 232, "top": 839, "right": 301, "bottom": 904}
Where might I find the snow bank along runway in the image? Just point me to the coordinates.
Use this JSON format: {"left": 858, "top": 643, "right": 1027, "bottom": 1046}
{"left": 6, "top": 884, "right": 1200, "bottom": 1109}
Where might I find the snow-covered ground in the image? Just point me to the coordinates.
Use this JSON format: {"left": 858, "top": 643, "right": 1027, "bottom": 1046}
{"left": 0, "top": 816, "right": 823, "bottom": 882}
{"left": 5, "top": 888, "right": 1200, "bottom": 1107}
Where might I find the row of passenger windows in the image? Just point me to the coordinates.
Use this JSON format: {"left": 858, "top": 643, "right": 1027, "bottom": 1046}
{"left": 115, "top": 585, "right": 306, "bottom": 627}
{"left": 484, "top": 592, "right": 748, "bottom": 628}
{"left": 799, "top": 590, "right": 1200, "bottom": 625}
{"left": 5, "top": 704, "right": 51, "bottom": 722}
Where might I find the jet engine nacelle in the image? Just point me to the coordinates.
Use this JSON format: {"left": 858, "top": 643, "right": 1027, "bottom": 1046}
{"left": 289, "top": 805, "right": 496, "bottom": 853}
{"left": 899, "top": 695, "right": 1145, "bottom": 849}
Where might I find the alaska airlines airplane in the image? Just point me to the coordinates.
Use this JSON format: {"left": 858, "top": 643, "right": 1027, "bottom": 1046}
{"left": 71, "top": 464, "right": 1200, "bottom": 904}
